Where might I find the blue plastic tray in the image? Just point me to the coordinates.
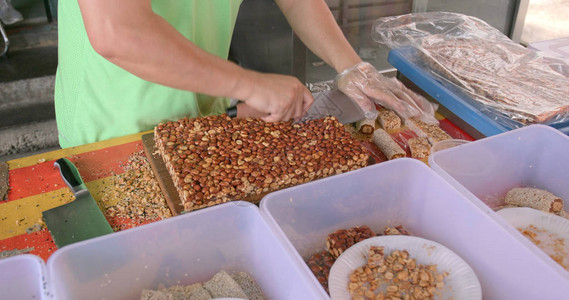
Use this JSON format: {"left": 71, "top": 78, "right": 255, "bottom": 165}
{"left": 388, "top": 47, "right": 569, "bottom": 137}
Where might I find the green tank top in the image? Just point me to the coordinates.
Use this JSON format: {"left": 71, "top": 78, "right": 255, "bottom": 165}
{"left": 55, "top": 0, "right": 243, "bottom": 148}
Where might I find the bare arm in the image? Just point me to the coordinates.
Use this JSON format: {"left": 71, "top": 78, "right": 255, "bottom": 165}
{"left": 275, "top": 0, "right": 362, "bottom": 73}
{"left": 77, "top": 0, "right": 312, "bottom": 122}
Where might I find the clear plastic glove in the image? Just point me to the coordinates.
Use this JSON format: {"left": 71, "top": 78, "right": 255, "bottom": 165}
{"left": 336, "top": 62, "right": 439, "bottom": 124}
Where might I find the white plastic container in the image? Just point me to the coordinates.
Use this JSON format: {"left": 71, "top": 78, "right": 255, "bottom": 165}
{"left": 260, "top": 158, "right": 569, "bottom": 299}
{"left": 0, "top": 254, "right": 48, "bottom": 299}
{"left": 429, "top": 124, "right": 569, "bottom": 283}
{"left": 47, "top": 202, "right": 322, "bottom": 300}
{"left": 430, "top": 138, "right": 470, "bottom": 154}
{"left": 528, "top": 37, "right": 569, "bottom": 59}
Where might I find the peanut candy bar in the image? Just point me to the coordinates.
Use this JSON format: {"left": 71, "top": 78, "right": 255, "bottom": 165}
{"left": 356, "top": 118, "right": 376, "bottom": 134}
{"left": 384, "top": 225, "right": 411, "bottom": 236}
{"left": 372, "top": 128, "right": 406, "bottom": 160}
{"left": 407, "top": 137, "right": 431, "bottom": 159}
{"left": 155, "top": 115, "right": 368, "bottom": 212}
{"left": 307, "top": 251, "right": 335, "bottom": 293}
{"left": 505, "top": 187, "right": 564, "bottom": 213}
{"left": 378, "top": 110, "right": 401, "bottom": 130}
{"left": 419, "top": 37, "right": 569, "bottom": 125}
{"left": 406, "top": 118, "right": 451, "bottom": 145}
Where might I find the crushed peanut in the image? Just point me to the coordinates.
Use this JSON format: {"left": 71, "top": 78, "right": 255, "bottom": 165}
{"left": 519, "top": 224, "right": 569, "bottom": 271}
{"left": 101, "top": 151, "right": 172, "bottom": 231}
{"left": 347, "top": 246, "right": 449, "bottom": 300}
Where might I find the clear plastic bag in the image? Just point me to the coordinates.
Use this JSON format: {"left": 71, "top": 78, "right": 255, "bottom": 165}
{"left": 372, "top": 12, "right": 569, "bottom": 128}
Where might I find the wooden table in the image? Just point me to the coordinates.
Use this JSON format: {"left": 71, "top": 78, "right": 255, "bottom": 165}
{"left": 0, "top": 114, "right": 474, "bottom": 262}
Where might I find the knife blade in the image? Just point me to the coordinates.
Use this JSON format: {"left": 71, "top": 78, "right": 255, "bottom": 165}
{"left": 297, "top": 89, "right": 366, "bottom": 124}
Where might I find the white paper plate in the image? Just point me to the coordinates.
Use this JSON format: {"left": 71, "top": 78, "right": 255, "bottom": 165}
{"left": 497, "top": 207, "right": 569, "bottom": 236}
{"left": 497, "top": 207, "right": 569, "bottom": 270}
{"left": 328, "top": 236, "right": 481, "bottom": 300}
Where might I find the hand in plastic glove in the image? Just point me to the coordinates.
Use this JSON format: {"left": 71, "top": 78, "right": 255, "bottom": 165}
{"left": 337, "top": 62, "right": 439, "bottom": 124}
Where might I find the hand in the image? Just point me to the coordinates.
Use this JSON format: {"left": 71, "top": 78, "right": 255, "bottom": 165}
{"left": 337, "top": 62, "right": 438, "bottom": 124}
{"left": 241, "top": 72, "right": 314, "bottom": 122}
{"left": 234, "top": 102, "right": 266, "bottom": 119}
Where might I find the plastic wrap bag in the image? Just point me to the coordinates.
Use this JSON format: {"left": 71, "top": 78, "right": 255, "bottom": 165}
{"left": 306, "top": 80, "right": 336, "bottom": 93}
{"left": 372, "top": 12, "right": 569, "bottom": 128}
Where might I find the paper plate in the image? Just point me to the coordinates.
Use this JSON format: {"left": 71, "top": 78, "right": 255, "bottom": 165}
{"left": 328, "top": 236, "right": 481, "bottom": 300}
{"left": 497, "top": 207, "right": 569, "bottom": 271}
{"left": 497, "top": 207, "right": 569, "bottom": 236}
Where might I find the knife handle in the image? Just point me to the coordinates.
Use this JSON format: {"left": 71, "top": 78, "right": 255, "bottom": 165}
{"left": 226, "top": 105, "right": 238, "bottom": 118}
{"left": 54, "top": 158, "right": 87, "bottom": 194}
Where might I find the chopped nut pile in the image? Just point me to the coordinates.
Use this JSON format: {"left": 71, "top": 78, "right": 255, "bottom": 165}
{"left": 155, "top": 115, "right": 368, "bottom": 212}
{"left": 519, "top": 224, "right": 569, "bottom": 272}
{"left": 101, "top": 151, "right": 172, "bottom": 231}
{"left": 140, "top": 270, "right": 265, "bottom": 300}
{"left": 348, "top": 247, "right": 448, "bottom": 300}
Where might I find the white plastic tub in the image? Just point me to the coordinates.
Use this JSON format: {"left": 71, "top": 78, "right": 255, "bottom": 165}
{"left": 528, "top": 37, "right": 569, "bottom": 59}
{"left": 260, "top": 158, "right": 569, "bottom": 299}
{"left": 47, "top": 202, "right": 322, "bottom": 300}
{"left": 429, "top": 124, "right": 569, "bottom": 283}
{"left": 0, "top": 254, "right": 48, "bottom": 299}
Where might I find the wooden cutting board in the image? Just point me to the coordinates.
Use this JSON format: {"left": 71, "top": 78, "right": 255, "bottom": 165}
{"left": 141, "top": 133, "right": 184, "bottom": 216}
{"left": 141, "top": 127, "right": 386, "bottom": 216}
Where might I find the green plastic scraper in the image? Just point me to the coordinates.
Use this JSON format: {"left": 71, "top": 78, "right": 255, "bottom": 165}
{"left": 42, "top": 158, "right": 113, "bottom": 248}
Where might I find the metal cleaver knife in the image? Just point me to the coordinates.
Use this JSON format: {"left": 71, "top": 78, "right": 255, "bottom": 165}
{"left": 301, "top": 89, "right": 365, "bottom": 124}
{"left": 42, "top": 158, "right": 113, "bottom": 248}
{"left": 226, "top": 89, "right": 365, "bottom": 124}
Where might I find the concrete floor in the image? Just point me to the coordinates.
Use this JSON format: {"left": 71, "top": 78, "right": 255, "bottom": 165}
{"left": 0, "top": 74, "right": 58, "bottom": 161}
{"left": 1, "top": 5, "right": 59, "bottom": 162}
